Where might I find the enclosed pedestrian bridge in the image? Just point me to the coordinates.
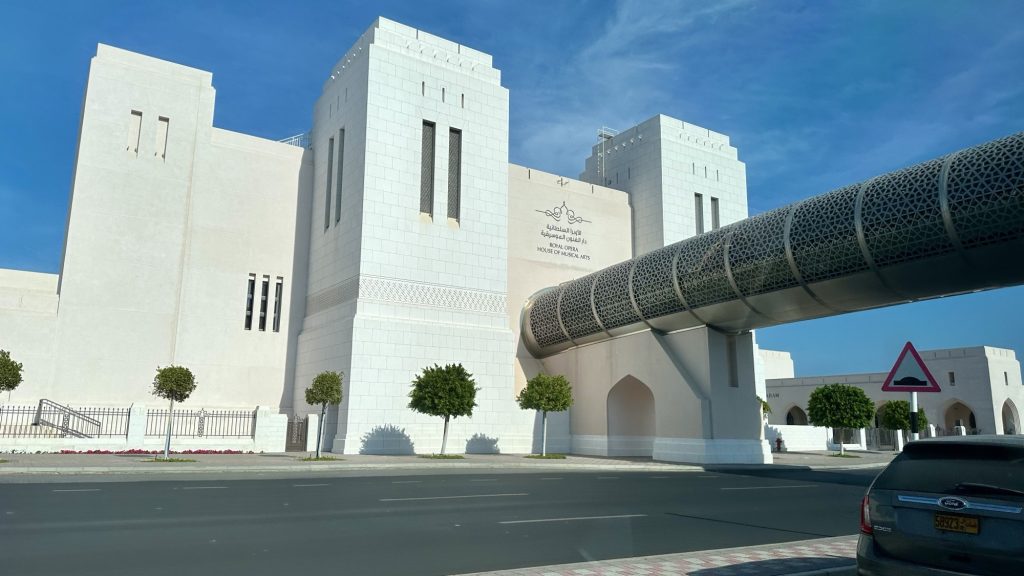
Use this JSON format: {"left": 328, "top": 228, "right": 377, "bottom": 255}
{"left": 523, "top": 132, "right": 1024, "bottom": 358}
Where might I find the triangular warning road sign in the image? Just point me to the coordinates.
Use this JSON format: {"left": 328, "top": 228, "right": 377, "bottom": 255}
{"left": 882, "top": 342, "right": 942, "bottom": 393}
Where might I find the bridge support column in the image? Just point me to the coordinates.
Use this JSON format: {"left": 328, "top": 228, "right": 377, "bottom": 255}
{"left": 541, "top": 326, "right": 771, "bottom": 465}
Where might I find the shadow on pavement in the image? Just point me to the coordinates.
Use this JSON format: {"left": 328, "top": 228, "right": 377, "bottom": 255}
{"left": 689, "top": 556, "right": 853, "bottom": 575}
{"left": 703, "top": 466, "right": 880, "bottom": 487}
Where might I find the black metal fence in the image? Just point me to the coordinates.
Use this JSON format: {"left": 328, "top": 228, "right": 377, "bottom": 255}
{"left": 145, "top": 408, "right": 256, "bottom": 438}
{"left": 0, "top": 403, "right": 131, "bottom": 438}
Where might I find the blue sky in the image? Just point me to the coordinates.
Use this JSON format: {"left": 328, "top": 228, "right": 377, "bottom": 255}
{"left": 1, "top": 1, "right": 1022, "bottom": 376}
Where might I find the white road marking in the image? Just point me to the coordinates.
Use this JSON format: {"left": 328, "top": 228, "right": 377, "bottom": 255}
{"left": 500, "top": 514, "right": 647, "bottom": 525}
{"left": 470, "top": 479, "right": 497, "bottom": 482}
{"left": 181, "top": 486, "right": 227, "bottom": 490}
{"left": 540, "top": 477, "right": 563, "bottom": 481}
{"left": 52, "top": 489, "right": 101, "bottom": 492}
{"left": 721, "top": 485, "right": 817, "bottom": 491}
{"left": 391, "top": 480, "right": 422, "bottom": 484}
{"left": 597, "top": 476, "right": 618, "bottom": 480}
{"left": 651, "top": 476, "right": 671, "bottom": 479}
{"left": 293, "top": 483, "right": 330, "bottom": 487}
{"left": 381, "top": 493, "right": 528, "bottom": 502}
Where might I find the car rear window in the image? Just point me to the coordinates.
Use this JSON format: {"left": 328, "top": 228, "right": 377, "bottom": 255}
{"left": 872, "top": 441, "right": 1024, "bottom": 497}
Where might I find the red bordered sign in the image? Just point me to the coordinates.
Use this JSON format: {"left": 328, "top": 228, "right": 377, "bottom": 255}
{"left": 881, "top": 342, "right": 941, "bottom": 393}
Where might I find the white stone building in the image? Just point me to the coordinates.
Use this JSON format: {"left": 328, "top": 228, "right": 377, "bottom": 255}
{"left": 1, "top": 17, "right": 766, "bottom": 460}
{"left": 762, "top": 346, "right": 1024, "bottom": 436}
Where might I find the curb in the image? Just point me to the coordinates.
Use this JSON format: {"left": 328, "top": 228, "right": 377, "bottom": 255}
{"left": 0, "top": 461, "right": 890, "bottom": 476}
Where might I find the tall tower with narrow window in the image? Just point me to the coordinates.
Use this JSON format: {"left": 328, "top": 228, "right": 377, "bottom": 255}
{"left": 580, "top": 115, "right": 748, "bottom": 256}
{"left": 293, "top": 18, "right": 524, "bottom": 453}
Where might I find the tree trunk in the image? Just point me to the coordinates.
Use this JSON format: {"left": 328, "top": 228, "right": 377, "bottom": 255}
{"left": 441, "top": 415, "right": 450, "bottom": 455}
{"left": 163, "top": 398, "right": 174, "bottom": 460}
{"left": 315, "top": 403, "right": 327, "bottom": 459}
{"left": 541, "top": 410, "right": 548, "bottom": 457}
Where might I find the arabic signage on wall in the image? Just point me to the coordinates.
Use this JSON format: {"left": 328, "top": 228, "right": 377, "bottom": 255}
{"left": 535, "top": 202, "right": 591, "bottom": 261}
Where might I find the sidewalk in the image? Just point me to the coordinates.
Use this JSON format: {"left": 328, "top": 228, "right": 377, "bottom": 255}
{"left": 0, "top": 449, "right": 895, "bottom": 476}
{"left": 454, "top": 536, "right": 857, "bottom": 576}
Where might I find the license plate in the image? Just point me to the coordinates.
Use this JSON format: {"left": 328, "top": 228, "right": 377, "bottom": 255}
{"left": 935, "top": 513, "right": 980, "bottom": 535}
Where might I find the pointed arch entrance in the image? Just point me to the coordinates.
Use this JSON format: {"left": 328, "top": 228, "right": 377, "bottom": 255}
{"left": 607, "top": 375, "right": 655, "bottom": 456}
{"left": 944, "top": 401, "right": 976, "bottom": 434}
{"left": 786, "top": 406, "right": 808, "bottom": 426}
{"left": 1002, "top": 400, "right": 1020, "bottom": 435}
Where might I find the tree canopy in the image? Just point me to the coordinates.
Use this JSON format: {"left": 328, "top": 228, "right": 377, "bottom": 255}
{"left": 807, "top": 384, "right": 874, "bottom": 430}
{"left": 151, "top": 365, "right": 196, "bottom": 403}
{"left": 0, "top": 349, "right": 24, "bottom": 394}
{"left": 408, "top": 363, "right": 478, "bottom": 419}
{"left": 306, "top": 371, "right": 343, "bottom": 407}
{"left": 516, "top": 374, "right": 573, "bottom": 414}
{"left": 880, "top": 400, "right": 928, "bottom": 431}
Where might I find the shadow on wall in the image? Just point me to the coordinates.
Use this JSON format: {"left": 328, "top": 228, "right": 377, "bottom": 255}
{"left": 359, "top": 424, "right": 415, "bottom": 455}
{"left": 466, "top": 433, "right": 500, "bottom": 454}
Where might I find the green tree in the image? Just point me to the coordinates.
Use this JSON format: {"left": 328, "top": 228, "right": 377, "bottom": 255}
{"left": 408, "top": 364, "right": 478, "bottom": 455}
{"left": 305, "top": 371, "right": 343, "bottom": 459}
{"left": 151, "top": 365, "right": 197, "bottom": 460}
{"left": 0, "top": 349, "right": 24, "bottom": 400}
{"left": 879, "top": 400, "right": 928, "bottom": 434}
{"left": 756, "top": 395, "right": 772, "bottom": 419}
{"left": 807, "top": 384, "right": 874, "bottom": 455}
{"left": 516, "top": 374, "right": 574, "bottom": 456}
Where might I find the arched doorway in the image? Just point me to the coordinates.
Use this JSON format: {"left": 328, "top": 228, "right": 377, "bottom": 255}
{"left": 607, "top": 376, "right": 655, "bottom": 456}
{"left": 944, "top": 401, "right": 977, "bottom": 434}
{"left": 786, "top": 406, "right": 808, "bottom": 426}
{"left": 1002, "top": 400, "right": 1020, "bottom": 435}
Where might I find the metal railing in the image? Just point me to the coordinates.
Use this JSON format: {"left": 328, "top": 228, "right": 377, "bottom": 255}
{"left": 145, "top": 408, "right": 256, "bottom": 438}
{"left": 0, "top": 401, "right": 131, "bottom": 438}
{"left": 278, "top": 132, "right": 310, "bottom": 149}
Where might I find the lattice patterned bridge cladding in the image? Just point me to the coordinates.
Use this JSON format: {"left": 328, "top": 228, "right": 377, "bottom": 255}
{"left": 522, "top": 132, "right": 1024, "bottom": 358}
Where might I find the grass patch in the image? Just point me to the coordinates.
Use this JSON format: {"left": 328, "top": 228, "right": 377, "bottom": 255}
{"left": 831, "top": 453, "right": 861, "bottom": 458}
{"left": 301, "top": 456, "right": 343, "bottom": 461}
{"left": 143, "top": 458, "right": 197, "bottom": 463}
{"left": 0, "top": 459, "right": 7, "bottom": 464}
{"left": 418, "top": 454, "right": 465, "bottom": 459}
{"left": 525, "top": 454, "right": 566, "bottom": 459}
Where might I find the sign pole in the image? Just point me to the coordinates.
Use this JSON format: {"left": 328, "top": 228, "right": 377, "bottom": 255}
{"left": 910, "top": 391, "right": 920, "bottom": 441}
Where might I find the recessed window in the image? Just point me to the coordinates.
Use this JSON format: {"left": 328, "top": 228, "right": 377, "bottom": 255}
{"left": 244, "top": 274, "right": 255, "bottom": 330}
{"left": 1005, "top": 371, "right": 1009, "bottom": 386}
{"left": 127, "top": 110, "right": 142, "bottom": 155}
{"left": 461, "top": 93, "right": 465, "bottom": 108}
{"left": 711, "top": 197, "right": 720, "bottom": 230}
{"left": 156, "top": 116, "right": 169, "bottom": 159}
{"left": 272, "top": 278, "right": 284, "bottom": 333}
{"left": 694, "top": 193, "right": 704, "bottom": 235}
{"left": 948, "top": 371, "right": 956, "bottom": 386}
{"left": 324, "top": 137, "right": 334, "bottom": 231}
{"left": 420, "top": 121, "right": 436, "bottom": 216}
{"left": 335, "top": 128, "right": 345, "bottom": 223}
{"left": 442, "top": 87, "right": 446, "bottom": 103}
{"left": 259, "top": 276, "right": 269, "bottom": 332}
{"left": 447, "top": 128, "right": 462, "bottom": 222}
{"left": 421, "top": 81, "right": 425, "bottom": 96}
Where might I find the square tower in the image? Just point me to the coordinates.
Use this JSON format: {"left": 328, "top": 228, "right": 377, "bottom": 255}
{"left": 294, "top": 18, "right": 521, "bottom": 453}
{"left": 580, "top": 115, "right": 748, "bottom": 256}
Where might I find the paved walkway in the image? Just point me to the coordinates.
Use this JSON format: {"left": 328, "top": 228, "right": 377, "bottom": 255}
{"left": 455, "top": 536, "right": 858, "bottom": 576}
{"left": 0, "top": 450, "right": 895, "bottom": 476}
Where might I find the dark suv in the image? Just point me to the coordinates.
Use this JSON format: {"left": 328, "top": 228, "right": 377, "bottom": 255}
{"left": 857, "top": 435, "right": 1024, "bottom": 575}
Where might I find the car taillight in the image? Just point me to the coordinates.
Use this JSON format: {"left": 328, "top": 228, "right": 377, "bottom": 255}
{"left": 860, "top": 494, "right": 873, "bottom": 535}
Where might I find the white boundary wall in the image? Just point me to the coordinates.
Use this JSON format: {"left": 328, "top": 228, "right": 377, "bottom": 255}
{"left": 0, "top": 405, "right": 287, "bottom": 453}
{"left": 765, "top": 424, "right": 867, "bottom": 452}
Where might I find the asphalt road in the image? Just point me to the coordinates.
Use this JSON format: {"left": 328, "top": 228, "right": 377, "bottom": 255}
{"left": 0, "top": 467, "right": 878, "bottom": 576}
